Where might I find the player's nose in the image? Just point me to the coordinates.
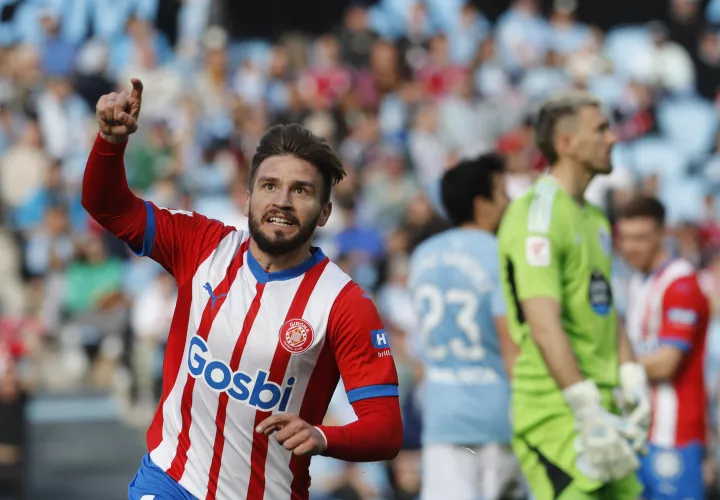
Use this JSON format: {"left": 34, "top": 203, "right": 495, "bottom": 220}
{"left": 606, "top": 129, "right": 619, "bottom": 147}
{"left": 269, "top": 187, "right": 293, "bottom": 207}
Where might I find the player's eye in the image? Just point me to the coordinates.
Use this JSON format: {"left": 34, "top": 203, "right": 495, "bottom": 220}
{"left": 294, "top": 187, "right": 306, "bottom": 195}
{"left": 263, "top": 183, "right": 275, "bottom": 191}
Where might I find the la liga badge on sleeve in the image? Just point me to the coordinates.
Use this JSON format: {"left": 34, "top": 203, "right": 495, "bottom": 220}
{"left": 279, "top": 319, "right": 314, "bottom": 354}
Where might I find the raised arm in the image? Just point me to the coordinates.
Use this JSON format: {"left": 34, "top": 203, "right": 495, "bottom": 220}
{"left": 82, "top": 79, "right": 236, "bottom": 284}
{"left": 82, "top": 79, "right": 146, "bottom": 250}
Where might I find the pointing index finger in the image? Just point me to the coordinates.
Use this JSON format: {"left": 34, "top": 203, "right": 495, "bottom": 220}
{"left": 256, "top": 413, "right": 294, "bottom": 434}
{"left": 130, "top": 78, "right": 144, "bottom": 99}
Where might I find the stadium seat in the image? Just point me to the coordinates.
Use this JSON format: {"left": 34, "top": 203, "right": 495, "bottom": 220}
{"left": 703, "top": 154, "right": 720, "bottom": 194}
{"left": 708, "top": 0, "right": 720, "bottom": 24}
{"left": 629, "top": 135, "right": 689, "bottom": 181}
{"left": 603, "top": 25, "right": 652, "bottom": 80}
{"left": 659, "top": 177, "right": 706, "bottom": 224}
{"left": 424, "top": 0, "right": 465, "bottom": 33}
{"left": 656, "top": 96, "right": 719, "bottom": 162}
{"left": 587, "top": 75, "right": 627, "bottom": 110}
{"left": 368, "top": 0, "right": 420, "bottom": 40}
{"left": 519, "top": 67, "right": 571, "bottom": 104}
{"left": 227, "top": 40, "right": 273, "bottom": 73}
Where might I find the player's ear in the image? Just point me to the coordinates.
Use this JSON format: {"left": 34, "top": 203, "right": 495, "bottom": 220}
{"left": 317, "top": 201, "right": 332, "bottom": 228}
{"left": 555, "top": 131, "right": 572, "bottom": 158}
{"left": 243, "top": 190, "right": 250, "bottom": 217}
{"left": 473, "top": 195, "right": 487, "bottom": 222}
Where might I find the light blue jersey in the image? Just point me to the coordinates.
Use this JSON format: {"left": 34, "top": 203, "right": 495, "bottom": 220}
{"left": 408, "top": 228, "right": 511, "bottom": 446}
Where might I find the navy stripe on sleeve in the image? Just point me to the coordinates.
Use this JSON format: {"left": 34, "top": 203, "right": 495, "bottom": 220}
{"left": 659, "top": 338, "right": 691, "bottom": 352}
{"left": 347, "top": 384, "right": 399, "bottom": 404}
{"left": 131, "top": 200, "right": 156, "bottom": 257}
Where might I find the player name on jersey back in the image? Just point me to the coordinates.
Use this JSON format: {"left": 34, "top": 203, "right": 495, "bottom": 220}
{"left": 409, "top": 228, "right": 511, "bottom": 446}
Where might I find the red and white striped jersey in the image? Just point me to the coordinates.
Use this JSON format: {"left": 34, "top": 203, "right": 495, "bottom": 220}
{"left": 626, "top": 258, "right": 709, "bottom": 448}
{"left": 134, "top": 201, "right": 399, "bottom": 499}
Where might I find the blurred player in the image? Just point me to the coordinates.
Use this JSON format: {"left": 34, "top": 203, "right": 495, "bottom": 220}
{"left": 408, "top": 154, "right": 522, "bottom": 500}
{"left": 81, "top": 79, "right": 403, "bottom": 500}
{"left": 497, "top": 91, "right": 651, "bottom": 499}
{"left": 618, "top": 196, "right": 709, "bottom": 500}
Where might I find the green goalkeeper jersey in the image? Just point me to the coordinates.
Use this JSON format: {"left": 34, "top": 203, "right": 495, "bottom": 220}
{"left": 498, "top": 175, "right": 619, "bottom": 407}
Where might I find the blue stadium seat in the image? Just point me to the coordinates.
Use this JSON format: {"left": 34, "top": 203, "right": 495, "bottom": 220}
{"left": 588, "top": 75, "right": 627, "bottom": 110}
{"left": 708, "top": 0, "right": 720, "bottom": 24}
{"left": 603, "top": 25, "right": 652, "bottom": 79}
{"left": 368, "top": 0, "right": 420, "bottom": 40}
{"left": 629, "top": 136, "right": 689, "bottom": 180}
{"left": 659, "top": 177, "right": 706, "bottom": 224}
{"left": 424, "top": 0, "right": 465, "bottom": 33}
{"left": 227, "top": 40, "right": 273, "bottom": 73}
{"left": 519, "top": 67, "right": 571, "bottom": 104}
{"left": 656, "top": 96, "right": 719, "bottom": 162}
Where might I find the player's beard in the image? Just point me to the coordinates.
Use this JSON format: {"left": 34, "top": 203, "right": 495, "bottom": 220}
{"left": 248, "top": 207, "right": 320, "bottom": 256}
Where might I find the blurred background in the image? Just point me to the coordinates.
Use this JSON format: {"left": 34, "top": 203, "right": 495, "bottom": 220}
{"left": 1, "top": 0, "right": 720, "bottom": 498}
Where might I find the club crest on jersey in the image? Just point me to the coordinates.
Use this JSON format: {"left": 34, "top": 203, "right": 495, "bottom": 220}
{"left": 279, "top": 319, "right": 314, "bottom": 354}
{"left": 652, "top": 450, "right": 683, "bottom": 480}
{"left": 588, "top": 269, "right": 613, "bottom": 316}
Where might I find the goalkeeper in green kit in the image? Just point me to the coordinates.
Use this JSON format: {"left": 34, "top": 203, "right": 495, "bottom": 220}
{"left": 497, "top": 91, "right": 650, "bottom": 500}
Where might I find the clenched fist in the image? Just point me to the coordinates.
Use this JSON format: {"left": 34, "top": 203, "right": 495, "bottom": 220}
{"left": 96, "top": 78, "right": 144, "bottom": 144}
{"left": 256, "top": 413, "right": 327, "bottom": 457}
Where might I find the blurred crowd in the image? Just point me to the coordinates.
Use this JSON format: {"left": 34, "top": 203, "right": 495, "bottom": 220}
{"left": 2, "top": 0, "right": 720, "bottom": 498}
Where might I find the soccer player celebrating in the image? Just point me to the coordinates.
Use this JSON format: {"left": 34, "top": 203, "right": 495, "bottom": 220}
{"left": 82, "top": 79, "right": 403, "bottom": 499}
{"left": 408, "top": 154, "right": 522, "bottom": 500}
{"left": 617, "top": 196, "right": 709, "bottom": 500}
{"left": 497, "top": 91, "right": 651, "bottom": 499}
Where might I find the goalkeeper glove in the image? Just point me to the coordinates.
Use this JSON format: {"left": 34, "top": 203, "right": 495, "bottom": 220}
{"left": 618, "top": 362, "right": 651, "bottom": 454}
{"left": 564, "top": 380, "right": 640, "bottom": 482}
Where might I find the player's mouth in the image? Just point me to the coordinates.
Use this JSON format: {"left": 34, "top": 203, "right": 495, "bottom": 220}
{"left": 264, "top": 213, "right": 299, "bottom": 228}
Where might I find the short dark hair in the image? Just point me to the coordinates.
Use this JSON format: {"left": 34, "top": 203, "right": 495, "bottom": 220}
{"left": 249, "top": 124, "right": 346, "bottom": 204}
{"left": 617, "top": 196, "right": 666, "bottom": 225}
{"left": 534, "top": 91, "right": 601, "bottom": 165}
{"left": 440, "top": 153, "right": 505, "bottom": 226}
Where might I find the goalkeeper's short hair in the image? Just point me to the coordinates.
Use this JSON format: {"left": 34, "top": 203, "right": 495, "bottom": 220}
{"left": 535, "top": 91, "right": 602, "bottom": 165}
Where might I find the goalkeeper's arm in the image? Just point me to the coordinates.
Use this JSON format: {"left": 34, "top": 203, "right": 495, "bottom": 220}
{"left": 522, "top": 296, "right": 639, "bottom": 480}
{"left": 521, "top": 297, "right": 583, "bottom": 388}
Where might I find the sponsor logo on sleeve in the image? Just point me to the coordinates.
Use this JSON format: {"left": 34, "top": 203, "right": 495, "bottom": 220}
{"left": 666, "top": 307, "right": 697, "bottom": 327}
{"left": 371, "top": 329, "right": 392, "bottom": 357}
{"left": 525, "top": 236, "right": 551, "bottom": 267}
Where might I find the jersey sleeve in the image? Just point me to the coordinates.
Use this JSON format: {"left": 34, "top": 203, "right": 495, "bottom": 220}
{"left": 499, "top": 198, "right": 569, "bottom": 303}
{"left": 659, "top": 276, "right": 709, "bottom": 352}
{"left": 327, "top": 282, "right": 400, "bottom": 404}
{"left": 134, "top": 201, "right": 236, "bottom": 285}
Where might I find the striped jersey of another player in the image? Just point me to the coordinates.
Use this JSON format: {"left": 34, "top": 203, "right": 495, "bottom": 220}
{"left": 134, "top": 201, "right": 399, "bottom": 500}
{"left": 626, "top": 258, "right": 709, "bottom": 447}
{"left": 408, "top": 228, "right": 511, "bottom": 446}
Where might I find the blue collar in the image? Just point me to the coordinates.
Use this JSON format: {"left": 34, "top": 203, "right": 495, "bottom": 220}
{"left": 246, "top": 247, "right": 326, "bottom": 285}
{"left": 644, "top": 257, "right": 674, "bottom": 282}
